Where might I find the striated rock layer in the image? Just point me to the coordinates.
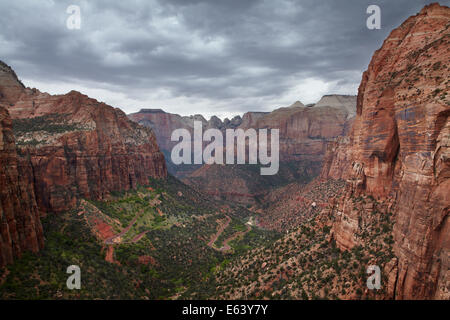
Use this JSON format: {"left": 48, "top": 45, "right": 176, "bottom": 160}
{"left": 129, "top": 95, "right": 356, "bottom": 167}
{"left": 6, "top": 89, "right": 167, "bottom": 213}
{"left": 0, "top": 61, "right": 24, "bottom": 106}
{"left": 239, "top": 100, "right": 354, "bottom": 162}
{"left": 130, "top": 97, "right": 356, "bottom": 202}
{"left": 0, "top": 106, "right": 44, "bottom": 267}
{"left": 322, "top": 3, "right": 449, "bottom": 299}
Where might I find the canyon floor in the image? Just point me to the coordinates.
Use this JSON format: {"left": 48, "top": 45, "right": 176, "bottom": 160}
{"left": 0, "top": 176, "right": 281, "bottom": 299}
{"left": 0, "top": 174, "right": 395, "bottom": 300}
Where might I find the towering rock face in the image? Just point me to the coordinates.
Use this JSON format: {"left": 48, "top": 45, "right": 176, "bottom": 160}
{"left": 324, "top": 3, "right": 449, "bottom": 299}
{"left": 0, "top": 61, "right": 167, "bottom": 216}
{"left": 0, "top": 106, "right": 44, "bottom": 267}
{"left": 320, "top": 136, "right": 353, "bottom": 180}
{"left": 238, "top": 99, "right": 355, "bottom": 162}
{"left": 128, "top": 109, "right": 237, "bottom": 177}
{"left": 128, "top": 110, "right": 242, "bottom": 159}
{"left": 128, "top": 109, "right": 201, "bottom": 153}
{"left": 0, "top": 60, "right": 167, "bottom": 265}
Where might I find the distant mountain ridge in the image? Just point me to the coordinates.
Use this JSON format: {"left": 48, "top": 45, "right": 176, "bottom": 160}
{"left": 129, "top": 94, "right": 356, "bottom": 165}
{"left": 129, "top": 95, "right": 356, "bottom": 202}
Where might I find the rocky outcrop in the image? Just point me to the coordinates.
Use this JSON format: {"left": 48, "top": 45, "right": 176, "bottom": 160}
{"left": 0, "top": 106, "right": 44, "bottom": 267}
{"left": 128, "top": 109, "right": 243, "bottom": 148}
{"left": 323, "top": 3, "right": 449, "bottom": 299}
{"left": 0, "top": 61, "right": 25, "bottom": 106}
{"left": 320, "top": 136, "right": 353, "bottom": 180}
{"left": 240, "top": 111, "right": 269, "bottom": 128}
{"left": 185, "top": 159, "right": 322, "bottom": 204}
{"left": 129, "top": 109, "right": 210, "bottom": 177}
{"left": 10, "top": 92, "right": 167, "bottom": 213}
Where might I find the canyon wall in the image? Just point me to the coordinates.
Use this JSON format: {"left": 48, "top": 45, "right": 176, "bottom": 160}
{"left": 128, "top": 108, "right": 244, "bottom": 177}
{"left": 7, "top": 89, "right": 167, "bottom": 213}
{"left": 0, "top": 106, "right": 44, "bottom": 267}
{"left": 186, "top": 98, "right": 355, "bottom": 202}
{"left": 0, "top": 61, "right": 167, "bottom": 265}
{"left": 323, "top": 3, "right": 449, "bottom": 299}
{"left": 239, "top": 99, "right": 354, "bottom": 162}
{"left": 130, "top": 96, "right": 356, "bottom": 166}
{"left": 130, "top": 97, "right": 355, "bottom": 202}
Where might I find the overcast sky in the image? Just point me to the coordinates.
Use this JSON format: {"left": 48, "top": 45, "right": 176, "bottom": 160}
{"left": 0, "top": 0, "right": 440, "bottom": 119}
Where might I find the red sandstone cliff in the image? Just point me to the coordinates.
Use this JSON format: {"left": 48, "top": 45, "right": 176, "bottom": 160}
{"left": 320, "top": 136, "right": 353, "bottom": 180}
{"left": 0, "top": 61, "right": 167, "bottom": 265}
{"left": 0, "top": 61, "right": 25, "bottom": 106}
{"left": 239, "top": 100, "right": 354, "bottom": 162}
{"left": 130, "top": 97, "right": 356, "bottom": 165}
{"left": 322, "top": 3, "right": 449, "bottom": 299}
{"left": 128, "top": 109, "right": 203, "bottom": 153}
{"left": 6, "top": 88, "right": 167, "bottom": 213}
{"left": 0, "top": 105, "right": 44, "bottom": 267}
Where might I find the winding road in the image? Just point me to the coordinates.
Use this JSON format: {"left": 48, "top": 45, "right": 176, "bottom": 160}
{"left": 207, "top": 216, "right": 231, "bottom": 248}
{"left": 207, "top": 216, "right": 252, "bottom": 252}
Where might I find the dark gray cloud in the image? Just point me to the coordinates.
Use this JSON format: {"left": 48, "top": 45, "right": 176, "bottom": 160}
{"left": 0, "top": 0, "right": 440, "bottom": 118}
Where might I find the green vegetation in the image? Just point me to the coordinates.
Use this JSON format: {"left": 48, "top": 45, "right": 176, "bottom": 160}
{"left": 195, "top": 192, "right": 396, "bottom": 300}
{"left": 12, "top": 113, "right": 82, "bottom": 136}
{"left": 0, "top": 175, "right": 280, "bottom": 299}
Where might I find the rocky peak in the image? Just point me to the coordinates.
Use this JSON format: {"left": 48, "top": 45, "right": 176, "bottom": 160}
{"left": 313, "top": 95, "right": 357, "bottom": 118}
{"left": 288, "top": 100, "right": 305, "bottom": 108}
{"left": 240, "top": 111, "right": 269, "bottom": 128}
{"left": 0, "top": 60, "right": 25, "bottom": 106}
{"left": 225, "top": 115, "right": 242, "bottom": 128}
{"left": 207, "top": 115, "right": 223, "bottom": 129}
{"left": 188, "top": 114, "right": 207, "bottom": 124}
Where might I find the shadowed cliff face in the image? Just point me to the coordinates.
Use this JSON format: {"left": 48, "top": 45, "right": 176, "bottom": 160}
{"left": 323, "top": 3, "right": 449, "bottom": 299}
{"left": 0, "top": 106, "right": 44, "bottom": 267}
{"left": 128, "top": 109, "right": 245, "bottom": 177}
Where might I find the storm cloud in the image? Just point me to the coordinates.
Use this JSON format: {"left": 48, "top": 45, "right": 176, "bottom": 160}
{"left": 0, "top": 0, "right": 438, "bottom": 118}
